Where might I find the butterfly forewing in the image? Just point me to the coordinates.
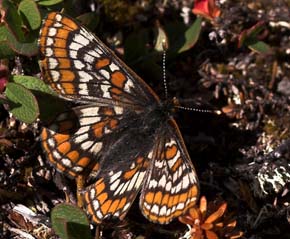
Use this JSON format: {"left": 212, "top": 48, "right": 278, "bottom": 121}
{"left": 39, "top": 12, "right": 158, "bottom": 106}
{"left": 39, "top": 11, "right": 199, "bottom": 225}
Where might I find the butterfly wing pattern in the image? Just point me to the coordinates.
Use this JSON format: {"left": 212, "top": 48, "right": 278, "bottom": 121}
{"left": 140, "top": 120, "right": 198, "bottom": 224}
{"left": 39, "top": 12, "right": 199, "bottom": 224}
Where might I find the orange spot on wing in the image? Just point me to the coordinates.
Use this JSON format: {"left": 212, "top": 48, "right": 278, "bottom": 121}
{"left": 171, "top": 158, "right": 183, "bottom": 172}
{"left": 178, "top": 192, "right": 188, "bottom": 203}
{"left": 165, "top": 145, "right": 177, "bottom": 159}
{"left": 42, "top": 141, "right": 49, "bottom": 153}
{"left": 62, "top": 18, "right": 78, "bottom": 30}
{"left": 91, "top": 215, "right": 99, "bottom": 223}
{"left": 86, "top": 203, "right": 94, "bottom": 216}
{"left": 84, "top": 191, "right": 90, "bottom": 203}
{"left": 100, "top": 107, "right": 114, "bottom": 116}
{"left": 61, "top": 83, "right": 75, "bottom": 94}
{"left": 97, "top": 192, "right": 108, "bottom": 204}
{"left": 58, "top": 58, "right": 71, "bottom": 69}
{"left": 56, "top": 28, "right": 70, "bottom": 39}
{"left": 95, "top": 58, "right": 110, "bottom": 69}
{"left": 111, "top": 71, "right": 126, "bottom": 88}
{"left": 154, "top": 191, "right": 162, "bottom": 204}
{"left": 101, "top": 200, "right": 112, "bottom": 214}
{"left": 161, "top": 193, "right": 169, "bottom": 205}
{"left": 47, "top": 12, "right": 57, "bottom": 21}
{"left": 148, "top": 214, "right": 158, "bottom": 222}
{"left": 57, "top": 142, "right": 71, "bottom": 155}
{"left": 67, "top": 150, "right": 80, "bottom": 162}
{"left": 60, "top": 70, "right": 75, "bottom": 81}
{"left": 110, "top": 87, "right": 123, "bottom": 95}
{"left": 41, "top": 129, "right": 48, "bottom": 140}
{"left": 168, "top": 194, "right": 174, "bottom": 207}
{"left": 39, "top": 29, "right": 48, "bottom": 47}
{"left": 172, "top": 195, "right": 179, "bottom": 206}
{"left": 92, "top": 163, "right": 100, "bottom": 172}
{"left": 68, "top": 171, "right": 77, "bottom": 177}
{"left": 56, "top": 163, "right": 66, "bottom": 172}
{"left": 108, "top": 200, "right": 120, "bottom": 213}
{"left": 54, "top": 134, "right": 70, "bottom": 144}
{"left": 92, "top": 120, "right": 107, "bottom": 138}
{"left": 136, "top": 156, "right": 144, "bottom": 164}
{"left": 48, "top": 153, "right": 56, "bottom": 164}
{"left": 77, "top": 157, "right": 90, "bottom": 167}
{"left": 54, "top": 48, "right": 68, "bottom": 58}
{"left": 55, "top": 38, "right": 67, "bottom": 49}
{"left": 143, "top": 160, "right": 149, "bottom": 167}
{"left": 123, "top": 168, "right": 137, "bottom": 180}
{"left": 191, "top": 185, "right": 198, "bottom": 197}
{"left": 160, "top": 217, "right": 168, "bottom": 224}
{"left": 145, "top": 192, "right": 154, "bottom": 204}
{"left": 109, "top": 119, "right": 118, "bottom": 129}
{"left": 118, "top": 197, "right": 127, "bottom": 210}
{"left": 95, "top": 179, "right": 105, "bottom": 194}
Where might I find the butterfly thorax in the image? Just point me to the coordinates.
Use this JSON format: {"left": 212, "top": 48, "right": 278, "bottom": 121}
{"left": 135, "top": 100, "right": 173, "bottom": 133}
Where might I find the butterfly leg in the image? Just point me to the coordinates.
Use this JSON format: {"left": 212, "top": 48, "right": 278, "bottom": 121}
{"left": 76, "top": 175, "right": 86, "bottom": 207}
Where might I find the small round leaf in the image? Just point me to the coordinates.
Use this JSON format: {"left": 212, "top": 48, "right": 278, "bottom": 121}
{"left": 12, "top": 75, "right": 56, "bottom": 96}
{"left": 5, "top": 82, "right": 39, "bottom": 123}
{"left": 178, "top": 17, "right": 202, "bottom": 53}
{"left": 11, "top": 75, "right": 67, "bottom": 122}
{"left": 18, "top": 0, "right": 41, "bottom": 30}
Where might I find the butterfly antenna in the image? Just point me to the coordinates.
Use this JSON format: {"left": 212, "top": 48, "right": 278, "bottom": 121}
{"left": 175, "top": 105, "right": 222, "bottom": 115}
{"left": 173, "top": 98, "right": 222, "bottom": 115}
{"left": 162, "top": 40, "right": 168, "bottom": 100}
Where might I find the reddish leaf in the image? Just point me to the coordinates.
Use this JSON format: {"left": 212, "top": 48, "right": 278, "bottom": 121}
{"left": 192, "top": 0, "right": 221, "bottom": 20}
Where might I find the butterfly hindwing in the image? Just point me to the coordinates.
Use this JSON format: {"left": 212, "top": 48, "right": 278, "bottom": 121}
{"left": 41, "top": 104, "right": 125, "bottom": 178}
{"left": 84, "top": 153, "right": 149, "bottom": 223}
{"left": 140, "top": 119, "right": 199, "bottom": 224}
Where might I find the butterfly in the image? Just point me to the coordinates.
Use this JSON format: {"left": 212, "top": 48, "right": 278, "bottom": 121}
{"left": 39, "top": 12, "right": 199, "bottom": 224}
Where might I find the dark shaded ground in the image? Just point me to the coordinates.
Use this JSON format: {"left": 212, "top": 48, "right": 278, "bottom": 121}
{"left": 0, "top": 0, "right": 289, "bottom": 238}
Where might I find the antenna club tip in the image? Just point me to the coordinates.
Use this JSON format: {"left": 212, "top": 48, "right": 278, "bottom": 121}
{"left": 214, "top": 110, "right": 222, "bottom": 115}
{"left": 162, "top": 39, "right": 169, "bottom": 51}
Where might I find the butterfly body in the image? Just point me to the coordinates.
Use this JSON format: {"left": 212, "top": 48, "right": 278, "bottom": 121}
{"left": 86, "top": 101, "right": 172, "bottom": 175}
{"left": 39, "top": 12, "right": 199, "bottom": 225}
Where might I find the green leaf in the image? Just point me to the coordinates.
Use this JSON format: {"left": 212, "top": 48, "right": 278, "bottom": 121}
{"left": 248, "top": 40, "right": 272, "bottom": 54}
{"left": 0, "top": 0, "right": 38, "bottom": 56}
{"left": 5, "top": 82, "right": 39, "bottom": 124}
{"left": 37, "top": 0, "right": 64, "bottom": 6}
{"left": 18, "top": 0, "right": 42, "bottom": 30}
{"left": 178, "top": 17, "right": 202, "bottom": 53}
{"left": 247, "top": 21, "right": 265, "bottom": 39}
{"left": 1, "top": 26, "right": 38, "bottom": 56}
{"left": 11, "top": 75, "right": 67, "bottom": 122}
{"left": 11, "top": 75, "right": 57, "bottom": 96}
{"left": 0, "top": 26, "right": 15, "bottom": 58}
{"left": 2, "top": 0, "right": 25, "bottom": 42}
{"left": 51, "top": 204, "right": 91, "bottom": 239}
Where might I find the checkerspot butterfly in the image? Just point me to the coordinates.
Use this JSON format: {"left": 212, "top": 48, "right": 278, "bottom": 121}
{"left": 39, "top": 12, "right": 199, "bottom": 224}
